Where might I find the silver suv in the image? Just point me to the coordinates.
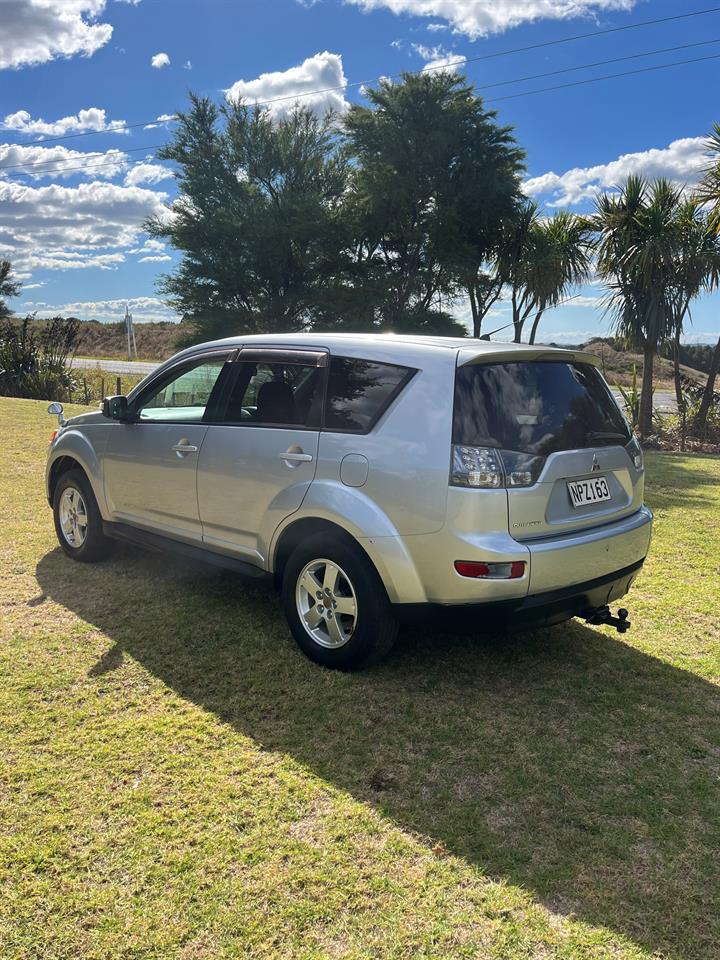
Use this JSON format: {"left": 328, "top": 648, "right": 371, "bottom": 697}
{"left": 46, "top": 334, "right": 653, "bottom": 669}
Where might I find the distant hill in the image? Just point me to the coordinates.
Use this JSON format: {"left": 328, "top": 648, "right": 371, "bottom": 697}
{"left": 578, "top": 339, "right": 706, "bottom": 390}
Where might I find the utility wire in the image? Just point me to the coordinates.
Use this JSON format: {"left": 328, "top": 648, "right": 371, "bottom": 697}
{"left": 2, "top": 4, "right": 718, "bottom": 150}
{"left": 2, "top": 41, "right": 719, "bottom": 181}
{"left": 486, "top": 50, "right": 720, "bottom": 103}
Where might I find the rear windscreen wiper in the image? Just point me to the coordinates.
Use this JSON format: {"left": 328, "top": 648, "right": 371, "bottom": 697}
{"left": 587, "top": 431, "right": 629, "bottom": 444}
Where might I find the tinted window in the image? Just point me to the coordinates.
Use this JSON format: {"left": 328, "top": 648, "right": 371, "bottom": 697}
{"left": 138, "top": 358, "right": 226, "bottom": 422}
{"left": 324, "top": 358, "right": 413, "bottom": 433}
{"left": 222, "top": 360, "right": 323, "bottom": 428}
{"left": 453, "top": 361, "right": 630, "bottom": 455}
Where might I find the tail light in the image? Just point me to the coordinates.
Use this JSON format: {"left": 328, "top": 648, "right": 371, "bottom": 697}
{"left": 450, "top": 446, "right": 545, "bottom": 489}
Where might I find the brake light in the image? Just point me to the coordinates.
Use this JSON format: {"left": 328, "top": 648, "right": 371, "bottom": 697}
{"left": 454, "top": 560, "right": 526, "bottom": 580}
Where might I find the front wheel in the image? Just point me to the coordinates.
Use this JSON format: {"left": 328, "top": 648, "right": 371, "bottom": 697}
{"left": 281, "top": 533, "right": 398, "bottom": 670}
{"left": 53, "top": 468, "right": 113, "bottom": 562}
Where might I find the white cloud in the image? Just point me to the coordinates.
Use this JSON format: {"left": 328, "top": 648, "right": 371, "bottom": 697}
{"left": 143, "top": 113, "right": 176, "bottom": 130}
{"left": 2, "top": 107, "right": 127, "bottom": 138}
{"left": 138, "top": 254, "right": 171, "bottom": 262}
{"left": 225, "top": 51, "right": 348, "bottom": 119}
{"left": 0, "top": 179, "right": 169, "bottom": 275}
{"left": 0, "top": 0, "right": 116, "bottom": 70}
{"left": 344, "top": 0, "right": 637, "bottom": 39}
{"left": 34, "top": 296, "right": 179, "bottom": 322}
{"left": 0, "top": 143, "right": 128, "bottom": 180}
{"left": 151, "top": 51, "right": 170, "bottom": 69}
{"left": 411, "top": 43, "right": 462, "bottom": 72}
{"left": 523, "top": 136, "right": 709, "bottom": 207}
{"left": 183, "top": 59, "right": 192, "bottom": 70}
{"left": 128, "top": 238, "right": 166, "bottom": 254}
{"left": 124, "top": 162, "right": 174, "bottom": 186}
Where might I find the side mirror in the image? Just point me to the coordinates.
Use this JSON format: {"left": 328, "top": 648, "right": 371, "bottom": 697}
{"left": 47, "top": 401, "right": 66, "bottom": 427}
{"left": 102, "top": 395, "right": 130, "bottom": 421}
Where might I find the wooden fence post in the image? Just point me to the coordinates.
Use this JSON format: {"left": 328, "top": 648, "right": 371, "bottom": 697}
{"left": 116, "top": 376, "right": 122, "bottom": 395}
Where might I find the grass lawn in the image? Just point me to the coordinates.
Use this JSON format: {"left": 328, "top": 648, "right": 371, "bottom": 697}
{"left": 1, "top": 396, "right": 719, "bottom": 960}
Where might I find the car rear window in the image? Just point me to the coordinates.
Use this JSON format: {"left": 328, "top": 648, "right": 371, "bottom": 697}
{"left": 453, "top": 361, "right": 630, "bottom": 455}
{"left": 324, "top": 357, "right": 415, "bottom": 433}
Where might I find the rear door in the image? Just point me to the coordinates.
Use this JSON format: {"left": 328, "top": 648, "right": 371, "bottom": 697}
{"left": 453, "top": 358, "right": 643, "bottom": 541}
{"left": 196, "top": 347, "right": 326, "bottom": 565}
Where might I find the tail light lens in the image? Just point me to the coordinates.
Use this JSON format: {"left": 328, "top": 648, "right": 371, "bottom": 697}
{"left": 450, "top": 445, "right": 503, "bottom": 488}
{"left": 450, "top": 446, "right": 544, "bottom": 489}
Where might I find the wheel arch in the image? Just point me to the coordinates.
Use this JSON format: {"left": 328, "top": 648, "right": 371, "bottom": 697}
{"left": 48, "top": 455, "right": 86, "bottom": 503}
{"left": 272, "top": 517, "right": 363, "bottom": 589}
{"left": 271, "top": 514, "right": 428, "bottom": 605}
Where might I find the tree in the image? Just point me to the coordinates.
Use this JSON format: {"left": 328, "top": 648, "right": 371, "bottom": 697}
{"left": 0, "top": 260, "right": 21, "bottom": 318}
{"left": 146, "top": 95, "right": 349, "bottom": 343}
{"left": 593, "top": 176, "right": 681, "bottom": 439}
{"left": 693, "top": 122, "right": 720, "bottom": 433}
{"left": 498, "top": 203, "right": 591, "bottom": 344}
{"left": 666, "top": 200, "right": 720, "bottom": 410}
{"left": 343, "top": 71, "right": 524, "bottom": 334}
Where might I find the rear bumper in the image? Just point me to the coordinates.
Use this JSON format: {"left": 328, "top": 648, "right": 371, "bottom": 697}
{"left": 394, "top": 558, "right": 645, "bottom": 632}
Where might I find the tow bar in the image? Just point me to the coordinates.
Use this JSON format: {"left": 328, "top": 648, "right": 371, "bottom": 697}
{"left": 584, "top": 605, "right": 631, "bottom": 634}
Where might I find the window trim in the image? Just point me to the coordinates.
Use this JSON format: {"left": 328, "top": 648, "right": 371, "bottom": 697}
{"left": 212, "top": 348, "right": 329, "bottom": 431}
{"left": 127, "top": 348, "right": 237, "bottom": 425}
{"left": 321, "top": 356, "right": 418, "bottom": 436}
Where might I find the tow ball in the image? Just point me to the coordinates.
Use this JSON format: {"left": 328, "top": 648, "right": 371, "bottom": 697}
{"left": 584, "top": 605, "right": 631, "bottom": 634}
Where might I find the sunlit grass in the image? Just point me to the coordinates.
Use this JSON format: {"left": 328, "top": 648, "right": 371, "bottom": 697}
{"left": 1, "top": 396, "right": 718, "bottom": 959}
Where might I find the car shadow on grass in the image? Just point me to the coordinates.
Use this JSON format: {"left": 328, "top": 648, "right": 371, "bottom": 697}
{"left": 36, "top": 545, "right": 720, "bottom": 960}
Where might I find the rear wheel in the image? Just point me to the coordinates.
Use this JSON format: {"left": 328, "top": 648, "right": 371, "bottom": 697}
{"left": 53, "top": 468, "right": 113, "bottom": 562}
{"left": 282, "top": 532, "right": 398, "bottom": 670}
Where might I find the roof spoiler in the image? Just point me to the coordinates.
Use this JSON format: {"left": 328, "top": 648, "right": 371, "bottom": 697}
{"left": 457, "top": 346, "right": 601, "bottom": 368}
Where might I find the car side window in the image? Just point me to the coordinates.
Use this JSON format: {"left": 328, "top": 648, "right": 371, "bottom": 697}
{"left": 222, "top": 360, "right": 324, "bottom": 428}
{"left": 137, "top": 358, "right": 227, "bottom": 422}
{"left": 324, "top": 357, "right": 415, "bottom": 433}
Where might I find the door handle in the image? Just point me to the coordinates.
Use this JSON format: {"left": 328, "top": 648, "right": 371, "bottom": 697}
{"left": 280, "top": 451, "right": 313, "bottom": 463}
{"left": 172, "top": 441, "right": 198, "bottom": 456}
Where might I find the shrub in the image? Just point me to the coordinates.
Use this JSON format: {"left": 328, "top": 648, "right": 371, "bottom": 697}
{"left": 0, "top": 315, "right": 80, "bottom": 400}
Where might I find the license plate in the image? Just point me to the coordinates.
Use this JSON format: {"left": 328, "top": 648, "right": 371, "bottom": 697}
{"left": 567, "top": 476, "right": 611, "bottom": 507}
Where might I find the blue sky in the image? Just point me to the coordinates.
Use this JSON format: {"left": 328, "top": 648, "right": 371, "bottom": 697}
{"left": 2, "top": 0, "right": 719, "bottom": 342}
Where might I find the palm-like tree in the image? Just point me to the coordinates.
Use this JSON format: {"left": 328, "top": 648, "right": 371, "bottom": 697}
{"left": 667, "top": 200, "right": 720, "bottom": 409}
{"left": 593, "top": 176, "right": 681, "bottom": 439}
{"left": 526, "top": 211, "right": 593, "bottom": 344}
{"left": 693, "top": 123, "right": 720, "bottom": 432}
{"left": 500, "top": 202, "right": 591, "bottom": 343}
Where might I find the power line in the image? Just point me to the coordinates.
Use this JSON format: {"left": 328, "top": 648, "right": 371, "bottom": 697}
{"left": 3, "top": 40, "right": 719, "bottom": 181}
{"left": 486, "top": 50, "right": 720, "bottom": 103}
{"left": 470, "top": 36, "right": 720, "bottom": 91}
{"left": 3, "top": 4, "right": 718, "bottom": 150}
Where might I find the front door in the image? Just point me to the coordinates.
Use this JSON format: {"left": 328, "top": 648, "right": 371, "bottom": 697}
{"left": 102, "top": 353, "right": 231, "bottom": 541}
{"left": 197, "top": 348, "right": 327, "bottom": 564}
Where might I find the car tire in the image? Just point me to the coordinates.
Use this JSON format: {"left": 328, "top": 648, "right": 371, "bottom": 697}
{"left": 281, "top": 532, "right": 398, "bottom": 670}
{"left": 53, "top": 468, "right": 113, "bottom": 563}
